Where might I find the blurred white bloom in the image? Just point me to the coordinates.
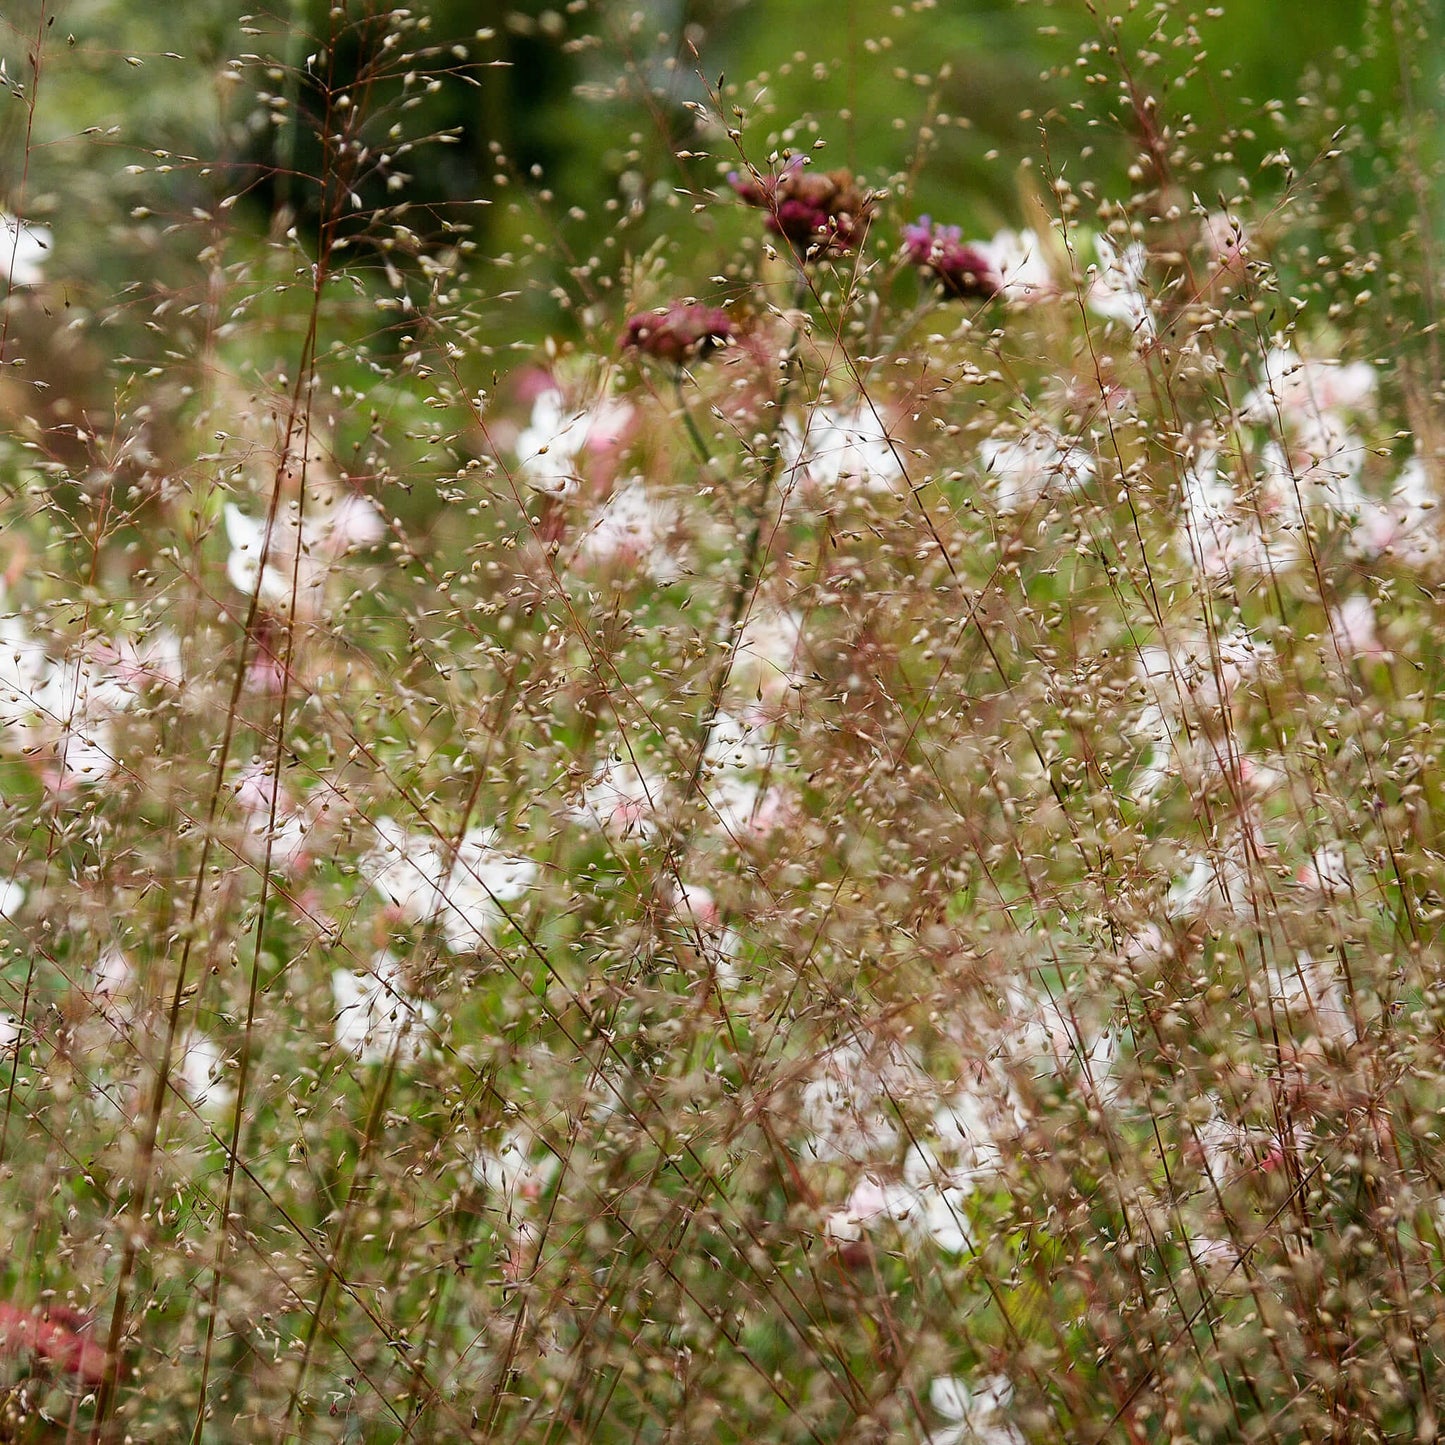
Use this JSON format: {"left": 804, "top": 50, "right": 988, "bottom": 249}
{"left": 232, "top": 764, "right": 313, "bottom": 874}
{"left": 977, "top": 228, "right": 1056, "bottom": 303}
{"left": 332, "top": 950, "right": 436, "bottom": 1064}
{"left": 1328, "top": 595, "right": 1387, "bottom": 663}
{"left": 174, "top": 1031, "right": 232, "bottom": 1116}
{"left": 1350, "top": 455, "right": 1440, "bottom": 568}
{"left": 1260, "top": 951, "right": 1355, "bottom": 1045}
{"left": 470, "top": 1126, "right": 560, "bottom": 1211}
{"left": 0, "top": 1012, "right": 19, "bottom": 1050}
{"left": 224, "top": 489, "right": 383, "bottom": 616}
{"left": 979, "top": 425, "right": 1093, "bottom": 514}
{"left": 1, "top": 212, "right": 50, "bottom": 287}
{"left": 576, "top": 751, "right": 666, "bottom": 840}
{"left": 1177, "top": 449, "right": 1296, "bottom": 578}
{"left": 824, "top": 1171, "right": 974, "bottom": 1255}
{"left": 905, "top": 1089, "right": 1011, "bottom": 1192}
{"left": 1258, "top": 427, "right": 1367, "bottom": 522}
{"left": 574, "top": 478, "right": 680, "bottom": 582}
{"left": 798, "top": 1035, "right": 924, "bottom": 1165}
{"left": 515, "top": 388, "right": 633, "bottom": 496}
{"left": 0, "top": 878, "right": 22, "bottom": 920}
{"left": 928, "top": 1373, "right": 1025, "bottom": 1445}
{"left": 1167, "top": 835, "right": 1257, "bottom": 921}
{"left": 0, "top": 610, "right": 165, "bottom": 788}
{"left": 1242, "top": 347, "right": 1376, "bottom": 430}
{"left": 1185, "top": 1233, "right": 1240, "bottom": 1270}
{"left": 1297, "top": 844, "right": 1350, "bottom": 897}
{"left": 361, "top": 818, "right": 535, "bottom": 953}
{"left": 1193, "top": 1108, "right": 1253, "bottom": 1193}
{"left": 702, "top": 710, "right": 792, "bottom": 840}
{"left": 1130, "top": 627, "right": 1273, "bottom": 802}
{"left": 823, "top": 1174, "right": 920, "bottom": 1247}
{"left": 1003, "top": 987, "right": 1119, "bottom": 1108}
{"left": 1088, "top": 234, "right": 1155, "bottom": 342}
{"left": 781, "top": 402, "right": 904, "bottom": 498}
{"left": 91, "top": 947, "right": 135, "bottom": 1028}
{"left": 734, "top": 606, "right": 805, "bottom": 709}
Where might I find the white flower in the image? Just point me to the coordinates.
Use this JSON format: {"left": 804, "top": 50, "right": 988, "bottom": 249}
{"left": 1350, "top": 456, "right": 1440, "bottom": 568}
{"left": 979, "top": 425, "right": 1093, "bottom": 514}
{"left": 1, "top": 213, "right": 50, "bottom": 287}
{"left": 781, "top": 402, "right": 905, "bottom": 498}
{"left": 733, "top": 606, "right": 805, "bottom": 709}
{"left": 1328, "top": 595, "right": 1387, "bottom": 663}
{"left": 701, "top": 710, "right": 792, "bottom": 840}
{"left": 332, "top": 950, "right": 436, "bottom": 1064}
{"left": 0, "top": 611, "right": 159, "bottom": 787}
{"left": 977, "top": 228, "right": 1056, "bottom": 303}
{"left": 1088, "top": 234, "right": 1155, "bottom": 342}
{"left": 798, "top": 1035, "right": 925, "bottom": 1165}
{"left": 1297, "top": 844, "right": 1351, "bottom": 897}
{"left": 469, "top": 1126, "right": 559, "bottom": 1210}
{"left": 927, "top": 1373, "right": 1025, "bottom": 1445}
{"left": 223, "top": 490, "right": 383, "bottom": 617}
{"left": 1129, "top": 627, "right": 1273, "bottom": 802}
{"left": 1257, "top": 427, "right": 1367, "bottom": 522}
{"left": 576, "top": 751, "right": 666, "bottom": 840}
{"left": 91, "top": 948, "right": 135, "bottom": 1028}
{"left": 361, "top": 818, "right": 536, "bottom": 952}
{"left": 1259, "top": 951, "right": 1355, "bottom": 1045}
{"left": 823, "top": 1172, "right": 974, "bottom": 1255}
{"left": 1167, "top": 831, "right": 1258, "bottom": 921}
{"left": 0, "top": 878, "right": 23, "bottom": 920}
{"left": 1176, "top": 447, "right": 1296, "bottom": 578}
{"left": 573, "top": 478, "right": 680, "bottom": 582}
{"left": 515, "top": 388, "right": 633, "bottom": 497}
{"left": 1242, "top": 347, "right": 1376, "bottom": 430}
{"left": 174, "top": 1031, "right": 232, "bottom": 1116}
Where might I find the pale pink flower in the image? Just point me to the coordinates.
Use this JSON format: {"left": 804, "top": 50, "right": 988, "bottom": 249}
{"left": 515, "top": 388, "right": 634, "bottom": 497}
{"left": 1328, "top": 595, "right": 1387, "bottom": 663}
{"left": 576, "top": 751, "right": 666, "bottom": 840}
{"left": 232, "top": 764, "right": 313, "bottom": 874}
{"left": 1242, "top": 346, "right": 1376, "bottom": 429}
{"left": 573, "top": 478, "right": 680, "bottom": 582}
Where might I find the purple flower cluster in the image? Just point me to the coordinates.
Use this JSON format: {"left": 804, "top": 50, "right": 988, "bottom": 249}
{"left": 728, "top": 158, "right": 874, "bottom": 257}
{"left": 622, "top": 303, "right": 734, "bottom": 363}
{"left": 902, "top": 217, "right": 1001, "bottom": 300}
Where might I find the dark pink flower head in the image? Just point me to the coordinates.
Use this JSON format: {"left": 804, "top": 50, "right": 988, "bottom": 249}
{"left": 622, "top": 303, "right": 734, "bottom": 364}
{"left": 728, "top": 158, "right": 874, "bottom": 257}
{"left": 903, "top": 217, "right": 1001, "bottom": 300}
